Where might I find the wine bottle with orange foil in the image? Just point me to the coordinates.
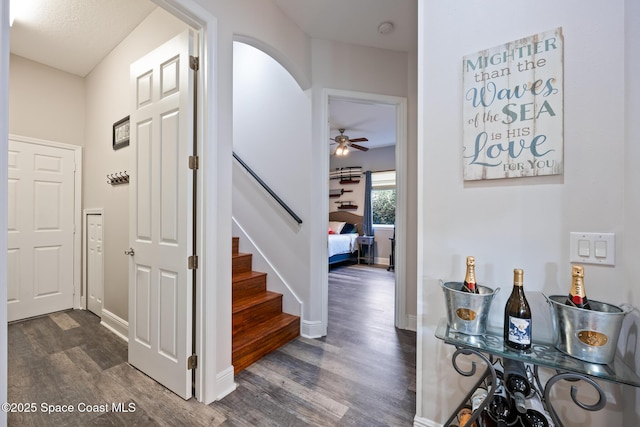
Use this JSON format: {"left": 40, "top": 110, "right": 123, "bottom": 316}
{"left": 462, "top": 256, "right": 479, "bottom": 294}
{"left": 566, "top": 265, "right": 591, "bottom": 310}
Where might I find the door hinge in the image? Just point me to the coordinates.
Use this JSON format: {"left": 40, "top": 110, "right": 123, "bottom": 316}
{"left": 187, "top": 354, "right": 198, "bottom": 370}
{"left": 188, "top": 255, "right": 198, "bottom": 270}
{"left": 190, "top": 56, "right": 199, "bottom": 71}
{"left": 189, "top": 155, "right": 199, "bottom": 170}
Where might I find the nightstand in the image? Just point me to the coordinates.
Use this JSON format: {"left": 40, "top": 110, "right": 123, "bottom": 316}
{"left": 357, "top": 235, "right": 374, "bottom": 265}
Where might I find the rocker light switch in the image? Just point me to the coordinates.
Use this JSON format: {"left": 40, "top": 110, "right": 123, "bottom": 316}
{"left": 594, "top": 240, "right": 607, "bottom": 258}
{"left": 570, "top": 232, "right": 615, "bottom": 266}
{"left": 578, "top": 239, "right": 590, "bottom": 257}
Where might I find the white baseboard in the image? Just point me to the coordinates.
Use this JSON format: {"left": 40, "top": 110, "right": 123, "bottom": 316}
{"left": 406, "top": 314, "right": 417, "bottom": 332}
{"left": 300, "top": 319, "right": 324, "bottom": 338}
{"left": 374, "top": 256, "right": 390, "bottom": 266}
{"left": 100, "top": 309, "right": 128, "bottom": 342}
{"left": 214, "top": 365, "right": 237, "bottom": 401}
{"left": 414, "top": 415, "right": 441, "bottom": 427}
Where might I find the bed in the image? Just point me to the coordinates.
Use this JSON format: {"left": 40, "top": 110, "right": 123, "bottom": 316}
{"left": 328, "top": 211, "right": 363, "bottom": 266}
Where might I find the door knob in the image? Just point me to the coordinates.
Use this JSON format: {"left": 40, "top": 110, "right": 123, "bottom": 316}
{"left": 124, "top": 248, "right": 135, "bottom": 256}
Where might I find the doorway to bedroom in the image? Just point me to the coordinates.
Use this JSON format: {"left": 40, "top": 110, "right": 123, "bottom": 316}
{"left": 325, "top": 90, "right": 408, "bottom": 331}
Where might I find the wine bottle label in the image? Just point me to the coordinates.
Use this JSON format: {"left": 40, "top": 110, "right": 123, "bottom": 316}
{"left": 507, "top": 316, "right": 531, "bottom": 345}
{"left": 568, "top": 295, "right": 585, "bottom": 306}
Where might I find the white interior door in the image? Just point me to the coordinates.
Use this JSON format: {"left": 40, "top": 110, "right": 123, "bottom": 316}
{"left": 7, "top": 138, "right": 76, "bottom": 322}
{"left": 86, "top": 213, "right": 103, "bottom": 316}
{"left": 128, "top": 30, "right": 195, "bottom": 400}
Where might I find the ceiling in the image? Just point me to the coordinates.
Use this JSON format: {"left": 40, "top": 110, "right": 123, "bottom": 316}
{"left": 9, "top": 0, "right": 416, "bottom": 151}
{"left": 276, "top": 0, "right": 417, "bottom": 53}
{"left": 9, "top": 0, "right": 158, "bottom": 77}
{"left": 328, "top": 99, "right": 396, "bottom": 150}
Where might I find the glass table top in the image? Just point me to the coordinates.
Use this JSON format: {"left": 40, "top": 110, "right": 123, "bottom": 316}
{"left": 435, "top": 318, "right": 640, "bottom": 388}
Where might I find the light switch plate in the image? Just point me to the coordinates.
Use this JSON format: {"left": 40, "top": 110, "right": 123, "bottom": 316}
{"left": 570, "top": 232, "right": 615, "bottom": 266}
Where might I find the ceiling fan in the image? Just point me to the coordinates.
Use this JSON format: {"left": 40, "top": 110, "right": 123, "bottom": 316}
{"left": 331, "top": 128, "right": 369, "bottom": 156}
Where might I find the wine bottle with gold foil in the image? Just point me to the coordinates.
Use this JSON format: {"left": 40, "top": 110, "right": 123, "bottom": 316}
{"left": 566, "top": 265, "right": 591, "bottom": 310}
{"left": 504, "top": 269, "right": 532, "bottom": 352}
{"left": 462, "top": 256, "right": 479, "bottom": 294}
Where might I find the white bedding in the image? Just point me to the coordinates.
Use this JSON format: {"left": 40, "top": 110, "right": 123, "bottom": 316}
{"left": 328, "top": 234, "right": 358, "bottom": 258}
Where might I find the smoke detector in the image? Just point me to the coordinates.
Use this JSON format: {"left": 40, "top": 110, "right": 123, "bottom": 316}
{"left": 378, "top": 21, "right": 394, "bottom": 35}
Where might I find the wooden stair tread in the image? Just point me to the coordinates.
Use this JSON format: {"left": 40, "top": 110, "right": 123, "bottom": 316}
{"left": 232, "top": 270, "right": 266, "bottom": 282}
{"left": 231, "top": 237, "right": 300, "bottom": 373}
{"left": 232, "top": 252, "right": 251, "bottom": 258}
{"left": 232, "top": 291, "right": 281, "bottom": 313}
{"left": 232, "top": 312, "right": 299, "bottom": 350}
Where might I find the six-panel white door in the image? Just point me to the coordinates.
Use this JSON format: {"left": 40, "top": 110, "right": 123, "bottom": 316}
{"left": 128, "top": 30, "right": 195, "bottom": 400}
{"left": 7, "top": 138, "right": 76, "bottom": 322}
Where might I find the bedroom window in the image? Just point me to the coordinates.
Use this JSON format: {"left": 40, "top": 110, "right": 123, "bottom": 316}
{"left": 371, "top": 170, "right": 396, "bottom": 226}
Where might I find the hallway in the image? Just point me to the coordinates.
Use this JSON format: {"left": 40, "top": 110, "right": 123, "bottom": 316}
{"left": 7, "top": 264, "right": 415, "bottom": 426}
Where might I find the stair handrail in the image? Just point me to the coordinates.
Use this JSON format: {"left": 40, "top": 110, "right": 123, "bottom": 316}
{"left": 233, "top": 151, "right": 303, "bottom": 225}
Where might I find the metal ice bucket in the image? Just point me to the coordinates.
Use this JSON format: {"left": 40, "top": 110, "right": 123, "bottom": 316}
{"left": 441, "top": 281, "right": 500, "bottom": 335}
{"left": 547, "top": 295, "right": 630, "bottom": 364}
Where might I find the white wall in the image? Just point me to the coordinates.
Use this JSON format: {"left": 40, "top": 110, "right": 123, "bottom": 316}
{"left": 232, "top": 41, "right": 311, "bottom": 324}
{"left": 417, "top": 1, "right": 636, "bottom": 425}
{"left": 621, "top": 0, "right": 640, "bottom": 424}
{"left": 232, "top": 34, "right": 418, "bottom": 333}
{"left": 9, "top": 55, "right": 85, "bottom": 147}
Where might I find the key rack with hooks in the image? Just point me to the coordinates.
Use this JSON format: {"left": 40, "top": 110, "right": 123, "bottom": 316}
{"left": 107, "top": 171, "right": 129, "bottom": 185}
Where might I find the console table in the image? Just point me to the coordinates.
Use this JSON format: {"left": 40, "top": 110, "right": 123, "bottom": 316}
{"left": 435, "top": 318, "right": 640, "bottom": 427}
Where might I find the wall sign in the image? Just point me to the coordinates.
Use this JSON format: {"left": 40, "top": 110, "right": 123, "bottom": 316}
{"left": 462, "top": 28, "right": 564, "bottom": 181}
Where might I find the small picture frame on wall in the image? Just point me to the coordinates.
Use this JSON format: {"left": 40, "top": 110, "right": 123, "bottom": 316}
{"left": 112, "top": 116, "right": 130, "bottom": 150}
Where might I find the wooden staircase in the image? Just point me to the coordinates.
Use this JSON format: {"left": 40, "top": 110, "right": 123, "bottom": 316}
{"left": 232, "top": 237, "right": 300, "bottom": 373}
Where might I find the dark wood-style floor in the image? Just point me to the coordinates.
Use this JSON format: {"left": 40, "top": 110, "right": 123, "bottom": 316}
{"left": 7, "top": 264, "right": 416, "bottom": 426}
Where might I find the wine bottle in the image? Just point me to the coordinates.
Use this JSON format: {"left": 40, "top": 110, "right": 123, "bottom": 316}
{"left": 486, "top": 374, "right": 515, "bottom": 427}
{"left": 504, "top": 359, "right": 531, "bottom": 414}
{"left": 462, "top": 256, "right": 479, "bottom": 293}
{"left": 471, "top": 386, "right": 497, "bottom": 427}
{"left": 457, "top": 406, "right": 476, "bottom": 427}
{"left": 524, "top": 393, "right": 551, "bottom": 427}
{"left": 523, "top": 409, "right": 549, "bottom": 427}
{"left": 504, "top": 269, "right": 532, "bottom": 352}
{"left": 566, "top": 264, "right": 591, "bottom": 310}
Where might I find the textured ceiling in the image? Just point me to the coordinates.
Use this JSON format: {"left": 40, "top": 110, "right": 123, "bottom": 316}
{"left": 9, "top": 0, "right": 157, "bottom": 77}
{"left": 276, "top": 0, "right": 417, "bottom": 53}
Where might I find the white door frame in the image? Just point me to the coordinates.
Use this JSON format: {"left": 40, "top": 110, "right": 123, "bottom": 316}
{"left": 320, "top": 89, "right": 409, "bottom": 331}
{"left": 1, "top": 4, "right": 9, "bottom": 424}
{"left": 83, "top": 208, "right": 103, "bottom": 315}
{"left": 151, "top": 0, "right": 235, "bottom": 404}
{"left": 9, "top": 134, "right": 83, "bottom": 312}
